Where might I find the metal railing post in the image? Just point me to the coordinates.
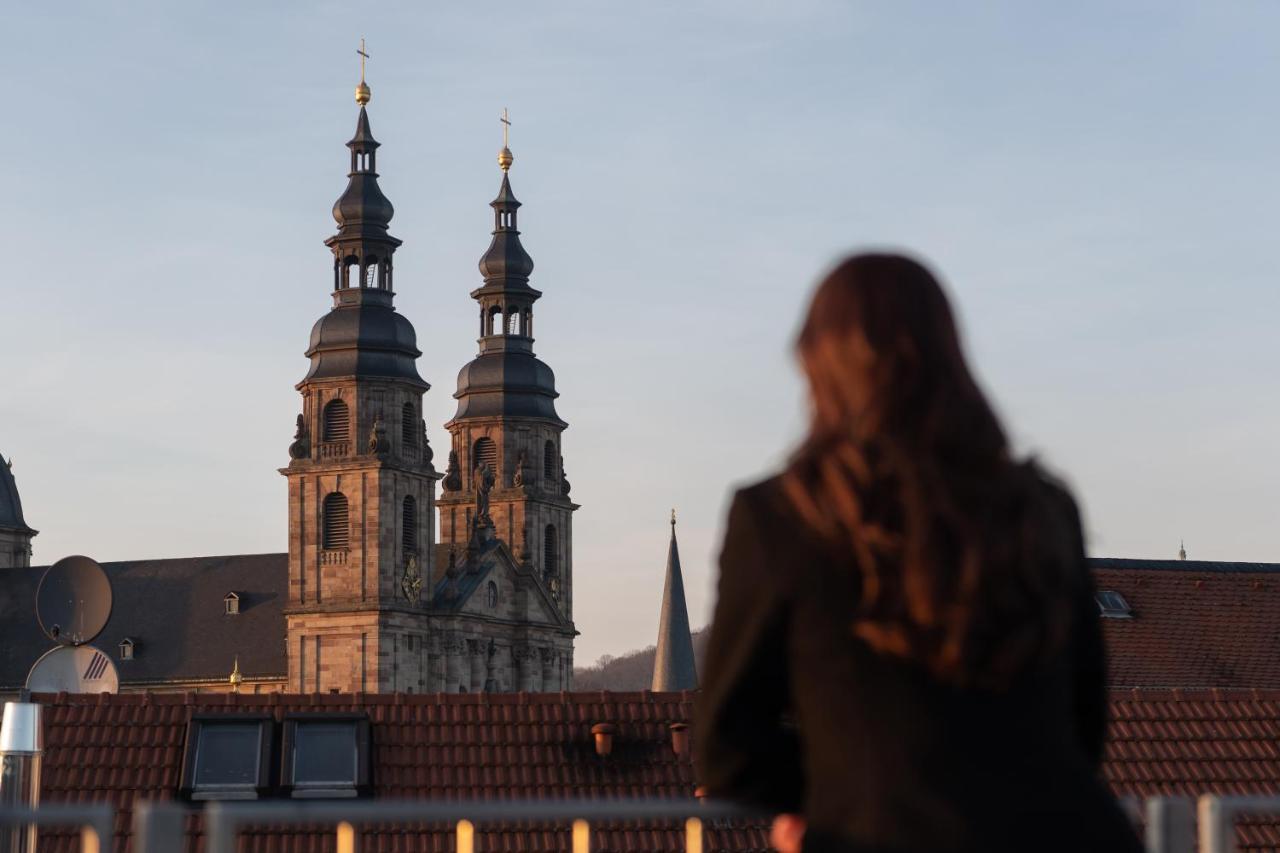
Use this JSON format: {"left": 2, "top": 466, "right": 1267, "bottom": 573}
{"left": 133, "top": 801, "right": 185, "bottom": 853}
{"left": 572, "top": 818, "right": 590, "bottom": 853}
{"left": 685, "top": 817, "right": 703, "bottom": 853}
{"left": 1144, "top": 798, "right": 1194, "bottom": 853}
{"left": 1198, "top": 796, "right": 1232, "bottom": 853}
{"left": 0, "top": 805, "right": 113, "bottom": 853}
{"left": 457, "top": 819, "right": 474, "bottom": 853}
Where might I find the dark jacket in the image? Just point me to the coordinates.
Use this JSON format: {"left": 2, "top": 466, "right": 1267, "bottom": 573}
{"left": 695, "top": 476, "right": 1142, "bottom": 853}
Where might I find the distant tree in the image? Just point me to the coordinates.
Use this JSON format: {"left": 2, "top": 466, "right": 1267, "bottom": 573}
{"left": 574, "top": 628, "right": 709, "bottom": 690}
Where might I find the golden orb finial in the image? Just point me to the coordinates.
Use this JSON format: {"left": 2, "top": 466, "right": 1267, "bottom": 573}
{"left": 355, "top": 38, "right": 371, "bottom": 106}
{"left": 498, "top": 107, "right": 513, "bottom": 171}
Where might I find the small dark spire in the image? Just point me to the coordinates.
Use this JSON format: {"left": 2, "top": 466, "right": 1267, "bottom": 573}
{"left": 652, "top": 509, "right": 697, "bottom": 691}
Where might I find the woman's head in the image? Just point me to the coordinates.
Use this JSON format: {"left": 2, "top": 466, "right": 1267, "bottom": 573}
{"left": 785, "top": 253, "right": 1074, "bottom": 688}
{"left": 796, "top": 253, "right": 1005, "bottom": 459}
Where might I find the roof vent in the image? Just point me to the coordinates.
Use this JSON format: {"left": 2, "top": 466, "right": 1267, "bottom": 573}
{"left": 1096, "top": 590, "right": 1132, "bottom": 619}
{"left": 590, "top": 723, "right": 616, "bottom": 757}
{"left": 224, "top": 592, "right": 241, "bottom": 616}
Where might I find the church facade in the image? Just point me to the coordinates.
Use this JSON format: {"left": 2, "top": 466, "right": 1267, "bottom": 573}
{"left": 0, "top": 71, "right": 577, "bottom": 695}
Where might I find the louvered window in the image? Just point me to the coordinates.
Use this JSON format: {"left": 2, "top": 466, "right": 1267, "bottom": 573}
{"left": 402, "top": 402, "right": 417, "bottom": 448}
{"left": 402, "top": 496, "right": 417, "bottom": 551}
{"left": 323, "top": 400, "right": 350, "bottom": 442}
{"left": 473, "top": 437, "right": 497, "bottom": 471}
{"left": 544, "top": 524, "right": 558, "bottom": 576}
{"left": 543, "top": 440, "right": 556, "bottom": 479}
{"left": 323, "top": 492, "right": 349, "bottom": 549}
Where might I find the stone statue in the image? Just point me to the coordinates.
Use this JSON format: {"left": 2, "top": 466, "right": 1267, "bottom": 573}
{"left": 474, "top": 462, "right": 495, "bottom": 524}
{"left": 513, "top": 450, "right": 527, "bottom": 487}
{"left": 560, "top": 455, "right": 571, "bottom": 496}
{"left": 442, "top": 450, "right": 462, "bottom": 492}
{"left": 420, "top": 419, "right": 434, "bottom": 466}
{"left": 288, "top": 414, "right": 310, "bottom": 460}
{"left": 368, "top": 412, "right": 390, "bottom": 456}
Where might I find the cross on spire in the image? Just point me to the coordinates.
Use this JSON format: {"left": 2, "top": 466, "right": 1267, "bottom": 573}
{"left": 501, "top": 107, "right": 511, "bottom": 147}
{"left": 358, "top": 38, "right": 369, "bottom": 82}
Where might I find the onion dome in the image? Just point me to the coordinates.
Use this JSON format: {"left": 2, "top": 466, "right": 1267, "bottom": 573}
{"left": 478, "top": 173, "right": 535, "bottom": 285}
{"left": 303, "top": 288, "right": 426, "bottom": 387}
{"left": 0, "top": 455, "right": 36, "bottom": 536}
{"left": 331, "top": 107, "right": 396, "bottom": 237}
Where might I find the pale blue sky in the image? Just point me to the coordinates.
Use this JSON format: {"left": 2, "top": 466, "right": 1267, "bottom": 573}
{"left": 3, "top": 2, "right": 1279, "bottom": 663}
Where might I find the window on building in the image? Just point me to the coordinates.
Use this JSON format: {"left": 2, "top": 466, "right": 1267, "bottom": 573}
{"left": 224, "top": 592, "right": 240, "bottom": 615}
{"left": 323, "top": 399, "right": 350, "bottom": 442}
{"left": 179, "top": 715, "right": 273, "bottom": 801}
{"left": 402, "top": 495, "right": 417, "bottom": 552}
{"left": 507, "top": 310, "right": 521, "bottom": 335}
{"left": 487, "top": 581, "right": 498, "bottom": 609}
{"left": 119, "top": 638, "right": 135, "bottom": 660}
{"left": 323, "top": 492, "right": 350, "bottom": 549}
{"left": 402, "top": 402, "right": 417, "bottom": 448}
{"left": 543, "top": 440, "right": 556, "bottom": 480}
{"left": 488, "top": 306, "right": 503, "bottom": 336}
{"left": 281, "top": 715, "right": 371, "bottom": 798}
{"left": 544, "top": 524, "right": 558, "bottom": 576}
{"left": 1096, "top": 590, "right": 1132, "bottom": 618}
{"left": 473, "top": 437, "right": 497, "bottom": 472}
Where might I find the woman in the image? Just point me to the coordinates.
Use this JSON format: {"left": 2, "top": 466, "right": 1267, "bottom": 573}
{"left": 695, "top": 254, "right": 1141, "bottom": 853}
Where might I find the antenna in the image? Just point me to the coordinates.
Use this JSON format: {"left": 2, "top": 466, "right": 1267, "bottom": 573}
{"left": 25, "top": 555, "right": 118, "bottom": 694}
{"left": 35, "top": 555, "right": 113, "bottom": 646}
{"left": 25, "top": 645, "right": 118, "bottom": 694}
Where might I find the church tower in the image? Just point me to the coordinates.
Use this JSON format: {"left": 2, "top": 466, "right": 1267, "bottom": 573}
{"left": 281, "top": 58, "right": 439, "bottom": 693}
{"left": 0, "top": 455, "right": 36, "bottom": 569}
{"left": 436, "top": 117, "right": 578, "bottom": 632}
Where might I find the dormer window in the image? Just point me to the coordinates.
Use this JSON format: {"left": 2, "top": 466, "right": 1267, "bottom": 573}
{"left": 119, "top": 638, "right": 135, "bottom": 661}
{"left": 180, "top": 715, "right": 273, "bottom": 801}
{"left": 281, "top": 714, "right": 371, "bottom": 799}
{"left": 1096, "top": 590, "right": 1132, "bottom": 618}
{"left": 224, "top": 592, "right": 241, "bottom": 616}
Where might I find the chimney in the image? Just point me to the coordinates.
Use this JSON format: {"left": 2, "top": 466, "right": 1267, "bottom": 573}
{"left": 591, "top": 723, "right": 616, "bottom": 757}
{"left": 0, "top": 698, "right": 43, "bottom": 853}
{"left": 670, "top": 722, "right": 690, "bottom": 758}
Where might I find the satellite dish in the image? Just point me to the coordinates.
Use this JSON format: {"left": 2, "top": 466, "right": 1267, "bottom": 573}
{"left": 25, "top": 644, "right": 119, "bottom": 694}
{"left": 36, "top": 555, "right": 113, "bottom": 645}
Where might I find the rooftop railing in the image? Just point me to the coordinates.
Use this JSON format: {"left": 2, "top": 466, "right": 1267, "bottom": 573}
{"left": 7, "top": 795, "right": 1280, "bottom": 853}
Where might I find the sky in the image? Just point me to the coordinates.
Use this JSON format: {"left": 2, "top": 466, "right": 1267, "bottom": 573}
{"left": 3, "top": 2, "right": 1279, "bottom": 665}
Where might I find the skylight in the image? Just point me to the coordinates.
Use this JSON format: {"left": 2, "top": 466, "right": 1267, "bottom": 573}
{"left": 1096, "top": 590, "right": 1132, "bottom": 619}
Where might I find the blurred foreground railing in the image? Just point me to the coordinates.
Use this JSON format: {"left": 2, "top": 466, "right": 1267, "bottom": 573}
{"left": 0, "top": 804, "right": 112, "bottom": 853}
{"left": 9, "top": 795, "right": 1280, "bottom": 853}
{"left": 135, "top": 798, "right": 761, "bottom": 853}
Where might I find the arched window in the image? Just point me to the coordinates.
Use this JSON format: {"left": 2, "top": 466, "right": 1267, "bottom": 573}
{"left": 401, "top": 402, "right": 417, "bottom": 448}
{"left": 543, "top": 440, "right": 557, "bottom": 480}
{"left": 323, "top": 492, "right": 349, "bottom": 549}
{"left": 402, "top": 495, "right": 417, "bottom": 552}
{"left": 473, "top": 437, "right": 497, "bottom": 472}
{"left": 507, "top": 311, "right": 521, "bottom": 335}
{"left": 488, "top": 306, "right": 504, "bottom": 336}
{"left": 323, "top": 399, "right": 350, "bottom": 442}
{"left": 365, "top": 262, "right": 379, "bottom": 288}
{"left": 345, "top": 258, "right": 359, "bottom": 289}
{"left": 544, "top": 524, "right": 558, "bottom": 576}
{"left": 487, "top": 581, "right": 498, "bottom": 609}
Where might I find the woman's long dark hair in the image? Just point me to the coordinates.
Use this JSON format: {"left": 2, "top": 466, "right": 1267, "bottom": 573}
{"left": 783, "top": 254, "right": 1075, "bottom": 688}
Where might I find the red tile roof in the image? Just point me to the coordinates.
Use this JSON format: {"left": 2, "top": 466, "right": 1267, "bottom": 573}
{"left": 30, "top": 687, "right": 1280, "bottom": 852}
{"left": 1105, "top": 688, "right": 1280, "bottom": 851}
{"left": 34, "top": 691, "right": 767, "bottom": 853}
{"left": 1092, "top": 560, "right": 1280, "bottom": 688}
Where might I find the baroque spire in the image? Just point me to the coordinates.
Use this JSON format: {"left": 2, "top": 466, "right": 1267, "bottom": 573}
{"left": 651, "top": 510, "right": 697, "bottom": 692}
